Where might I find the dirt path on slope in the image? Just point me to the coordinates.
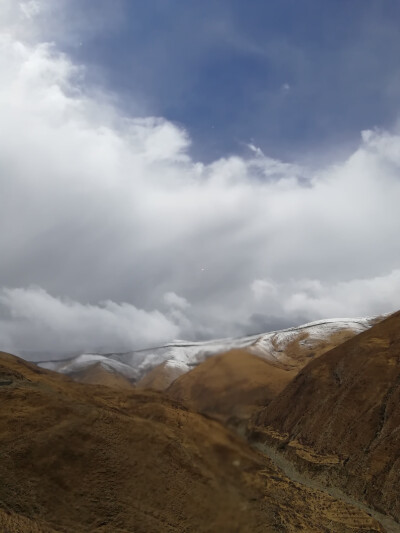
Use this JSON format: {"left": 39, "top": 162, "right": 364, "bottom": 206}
{"left": 251, "top": 440, "right": 400, "bottom": 533}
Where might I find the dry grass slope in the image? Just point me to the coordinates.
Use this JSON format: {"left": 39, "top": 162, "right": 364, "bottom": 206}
{"left": 136, "top": 360, "right": 185, "bottom": 391}
{"left": 165, "top": 327, "right": 365, "bottom": 425}
{"left": 69, "top": 362, "right": 134, "bottom": 390}
{"left": 167, "top": 349, "right": 296, "bottom": 423}
{"left": 0, "top": 351, "right": 383, "bottom": 532}
{"left": 252, "top": 311, "right": 400, "bottom": 523}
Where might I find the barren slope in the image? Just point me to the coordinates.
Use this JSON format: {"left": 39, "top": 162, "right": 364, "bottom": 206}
{"left": 252, "top": 311, "right": 400, "bottom": 523}
{"left": 136, "top": 360, "right": 185, "bottom": 391}
{"left": 69, "top": 362, "right": 133, "bottom": 389}
{"left": 167, "top": 349, "right": 296, "bottom": 423}
{"left": 164, "top": 324, "right": 372, "bottom": 424}
{"left": 0, "top": 351, "right": 382, "bottom": 533}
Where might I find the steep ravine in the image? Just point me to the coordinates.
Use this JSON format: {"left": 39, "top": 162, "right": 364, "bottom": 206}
{"left": 253, "top": 311, "right": 400, "bottom": 524}
{"left": 250, "top": 437, "right": 399, "bottom": 533}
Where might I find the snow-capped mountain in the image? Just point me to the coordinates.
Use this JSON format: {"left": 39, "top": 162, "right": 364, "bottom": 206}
{"left": 38, "top": 316, "right": 380, "bottom": 383}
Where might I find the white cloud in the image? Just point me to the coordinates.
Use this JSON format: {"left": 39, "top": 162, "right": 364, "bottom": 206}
{"left": 0, "top": 287, "right": 180, "bottom": 352}
{"left": 20, "top": 1, "right": 41, "bottom": 20}
{"left": 0, "top": 5, "right": 400, "bottom": 353}
{"left": 251, "top": 271, "right": 400, "bottom": 320}
{"left": 164, "top": 292, "right": 190, "bottom": 310}
{"left": 247, "top": 143, "right": 264, "bottom": 157}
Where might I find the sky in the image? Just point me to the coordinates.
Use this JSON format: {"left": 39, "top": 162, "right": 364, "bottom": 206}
{"left": 1, "top": 0, "right": 400, "bottom": 355}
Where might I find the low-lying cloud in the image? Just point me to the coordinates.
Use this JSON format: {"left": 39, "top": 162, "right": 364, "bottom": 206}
{"left": 251, "top": 270, "right": 400, "bottom": 322}
{"left": 0, "top": 286, "right": 182, "bottom": 354}
{"left": 1, "top": 2, "right": 400, "bottom": 355}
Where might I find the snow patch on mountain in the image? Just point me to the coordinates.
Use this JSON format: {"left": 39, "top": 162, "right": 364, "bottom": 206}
{"left": 37, "top": 316, "right": 380, "bottom": 382}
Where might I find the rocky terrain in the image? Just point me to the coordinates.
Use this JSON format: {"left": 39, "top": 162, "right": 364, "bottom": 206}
{"left": 0, "top": 350, "right": 385, "bottom": 532}
{"left": 251, "top": 311, "right": 400, "bottom": 525}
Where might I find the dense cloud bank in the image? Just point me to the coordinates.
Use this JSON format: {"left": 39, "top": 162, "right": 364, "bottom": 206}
{"left": 1, "top": 2, "right": 400, "bottom": 354}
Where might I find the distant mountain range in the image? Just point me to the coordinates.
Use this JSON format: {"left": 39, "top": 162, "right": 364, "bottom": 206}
{"left": 37, "top": 316, "right": 380, "bottom": 388}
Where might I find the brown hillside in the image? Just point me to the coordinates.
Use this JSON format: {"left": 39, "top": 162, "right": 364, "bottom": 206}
{"left": 165, "top": 327, "right": 365, "bottom": 425}
{"left": 0, "top": 351, "right": 383, "bottom": 532}
{"left": 167, "top": 349, "right": 296, "bottom": 423}
{"left": 136, "top": 326, "right": 366, "bottom": 397}
{"left": 69, "top": 362, "right": 133, "bottom": 389}
{"left": 136, "top": 360, "right": 185, "bottom": 391}
{"left": 252, "top": 310, "right": 400, "bottom": 522}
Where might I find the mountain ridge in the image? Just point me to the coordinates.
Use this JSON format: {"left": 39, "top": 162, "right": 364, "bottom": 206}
{"left": 37, "top": 316, "right": 380, "bottom": 389}
{"left": 250, "top": 310, "right": 400, "bottom": 523}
